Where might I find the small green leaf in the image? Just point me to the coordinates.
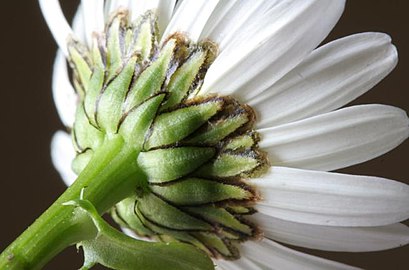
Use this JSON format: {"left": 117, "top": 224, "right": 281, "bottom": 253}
{"left": 133, "top": 206, "right": 211, "bottom": 254}
{"left": 73, "top": 104, "right": 104, "bottom": 152}
{"left": 150, "top": 178, "right": 253, "bottom": 205}
{"left": 124, "top": 39, "right": 176, "bottom": 112}
{"left": 160, "top": 50, "right": 207, "bottom": 110}
{"left": 128, "top": 12, "right": 157, "bottom": 61}
{"left": 112, "top": 197, "right": 155, "bottom": 237}
{"left": 72, "top": 150, "right": 94, "bottom": 175}
{"left": 119, "top": 94, "right": 165, "bottom": 149}
{"left": 106, "top": 12, "right": 126, "bottom": 82}
{"left": 90, "top": 36, "right": 105, "bottom": 71}
{"left": 193, "top": 232, "right": 237, "bottom": 258}
{"left": 226, "top": 206, "right": 253, "bottom": 215}
{"left": 138, "top": 147, "right": 215, "bottom": 182}
{"left": 196, "top": 153, "right": 259, "bottom": 178}
{"left": 68, "top": 45, "right": 92, "bottom": 90}
{"left": 83, "top": 62, "right": 105, "bottom": 127}
{"left": 224, "top": 133, "right": 257, "bottom": 150}
{"left": 137, "top": 193, "right": 212, "bottom": 231}
{"left": 187, "top": 112, "right": 250, "bottom": 145}
{"left": 97, "top": 56, "right": 138, "bottom": 134}
{"left": 184, "top": 206, "right": 253, "bottom": 236}
{"left": 146, "top": 99, "right": 223, "bottom": 149}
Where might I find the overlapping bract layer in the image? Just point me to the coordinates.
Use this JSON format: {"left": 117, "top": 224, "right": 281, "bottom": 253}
{"left": 68, "top": 10, "right": 268, "bottom": 259}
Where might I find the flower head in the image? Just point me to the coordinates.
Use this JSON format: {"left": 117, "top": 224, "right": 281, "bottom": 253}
{"left": 41, "top": 0, "right": 409, "bottom": 269}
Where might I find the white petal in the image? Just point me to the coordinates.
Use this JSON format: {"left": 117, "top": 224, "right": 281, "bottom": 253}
{"left": 258, "top": 104, "right": 409, "bottom": 171}
{"left": 241, "top": 239, "right": 359, "bottom": 270}
{"left": 252, "top": 167, "right": 409, "bottom": 227}
{"left": 198, "top": 1, "right": 237, "bottom": 43}
{"left": 217, "top": 257, "right": 263, "bottom": 270}
{"left": 253, "top": 213, "right": 409, "bottom": 252}
{"left": 72, "top": 4, "right": 86, "bottom": 44}
{"left": 201, "top": 0, "right": 345, "bottom": 101}
{"left": 51, "top": 131, "right": 77, "bottom": 186}
{"left": 129, "top": 0, "right": 176, "bottom": 36}
{"left": 251, "top": 33, "right": 398, "bottom": 128}
{"left": 81, "top": 0, "right": 105, "bottom": 48}
{"left": 162, "top": 0, "right": 219, "bottom": 42}
{"left": 52, "top": 50, "right": 78, "bottom": 128}
{"left": 39, "top": 0, "right": 73, "bottom": 56}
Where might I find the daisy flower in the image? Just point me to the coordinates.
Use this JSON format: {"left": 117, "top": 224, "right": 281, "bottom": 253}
{"left": 38, "top": 0, "right": 409, "bottom": 269}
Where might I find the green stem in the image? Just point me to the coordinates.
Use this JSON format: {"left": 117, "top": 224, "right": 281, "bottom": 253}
{"left": 0, "top": 135, "right": 143, "bottom": 269}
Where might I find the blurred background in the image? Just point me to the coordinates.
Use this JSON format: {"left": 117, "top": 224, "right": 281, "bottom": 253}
{"left": 1, "top": 1, "right": 408, "bottom": 269}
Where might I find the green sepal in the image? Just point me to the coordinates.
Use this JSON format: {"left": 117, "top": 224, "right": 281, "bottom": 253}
{"left": 137, "top": 193, "right": 212, "bottom": 231}
{"left": 112, "top": 197, "right": 155, "bottom": 237}
{"left": 128, "top": 12, "right": 157, "bottom": 62}
{"left": 226, "top": 206, "right": 254, "bottom": 215}
{"left": 73, "top": 77, "right": 86, "bottom": 99}
{"left": 195, "top": 153, "right": 259, "bottom": 178}
{"left": 97, "top": 55, "right": 138, "bottom": 134}
{"left": 106, "top": 12, "right": 127, "bottom": 82}
{"left": 73, "top": 104, "right": 104, "bottom": 152}
{"left": 184, "top": 206, "right": 253, "bottom": 236}
{"left": 119, "top": 94, "right": 165, "bottom": 149}
{"left": 224, "top": 132, "right": 258, "bottom": 151}
{"left": 124, "top": 39, "right": 176, "bottom": 112}
{"left": 160, "top": 50, "right": 207, "bottom": 110}
{"left": 90, "top": 36, "right": 105, "bottom": 71}
{"left": 134, "top": 206, "right": 211, "bottom": 254}
{"left": 150, "top": 178, "right": 253, "bottom": 205}
{"left": 145, "top": 99, "right": 223, "bottom": 149}
{"left": 68, "top": 43, "right": 92, "bottom": 91}
{"left": 137, "top": 147, "right": 215, "bottom": 182}
{"left": 65, "top": 199, "right": 214, "bottom": 270}
{"left": 83, "top": 59, "right": 105, "bottom": 127}
{"left": 187, "top": 111, "right": 250, "bottom": 145}
{"left": 218, "top": 230, "right": 241, "bottom": 240}
{"left": 193, "top": 232, "right": 237, "bottom": 259}
{"left": 124, "top": 28, "right": 134, "bottom": 55}
{"left": 80, "top": 35, "right": 106, "bottom": 127}
{"left": 72, "top": 150, "right": 94, "bottom": 175}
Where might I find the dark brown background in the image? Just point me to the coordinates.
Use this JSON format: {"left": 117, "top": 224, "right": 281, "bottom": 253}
{"left": 1, "top": 1, "right": 408, "bottom": 269}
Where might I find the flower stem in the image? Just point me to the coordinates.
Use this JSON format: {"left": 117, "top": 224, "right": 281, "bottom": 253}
{"left": 0, "top": 135, "right": 144, "bottom": 269}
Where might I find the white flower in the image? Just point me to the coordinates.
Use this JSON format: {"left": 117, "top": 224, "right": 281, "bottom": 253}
{"left": 41, "top": 0, "right": 409, "bottom": 269}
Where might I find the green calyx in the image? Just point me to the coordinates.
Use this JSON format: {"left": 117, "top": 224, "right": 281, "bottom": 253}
{"left": 68, "top": 9, "right": 269, "bottom": 262}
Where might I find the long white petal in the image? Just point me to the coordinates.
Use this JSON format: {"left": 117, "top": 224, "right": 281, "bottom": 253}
{"left": 72, "top": 4, "right": 86, "bottom": 44}
{"left": 39, "top": 0, "right": 73, "bottom": 56}
{"left": 251, "top": 33, "right": 398, "bottom": 128}
{"left": 51, "top": 131, "right": 77, "bottom": 186}
{"left": 162, "top": 0, "right": 219, "bottom": 42}
{"left": 253, "top": 213, "right": 409, "bottom": 252}
{"left": 258, "top": 104, "right": 409, "bottom": 171}
{"left": 52, "top": 50, "right": 78, "bottom": 128}
{"left": 199, "top": 0, "right": 247, "bottom": 46}
{"left": 201, "top": 0, "right": 345, "bottom": 101}
{"left": 252, "top": 167, "right": 409, "bottom": 227}
{"left": 81, "top": 0, "right": 105, "bottom": 48}
{"left": 241, "top": 239, "right": 359, "bottom": 270}
{"left": 129, "top": 0, "right": 176, "bottom": 36}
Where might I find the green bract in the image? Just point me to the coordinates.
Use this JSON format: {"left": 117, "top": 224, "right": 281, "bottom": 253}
{"left": 68, "top": 10, "right": 269, "bottom": 261}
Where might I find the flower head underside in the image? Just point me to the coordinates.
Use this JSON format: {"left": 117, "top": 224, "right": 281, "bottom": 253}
{"left": 41, "top": 1, "right": 409, "bottom": 269}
